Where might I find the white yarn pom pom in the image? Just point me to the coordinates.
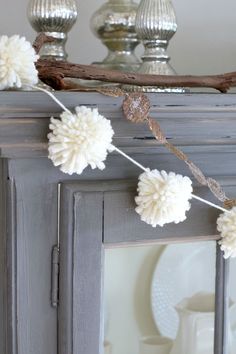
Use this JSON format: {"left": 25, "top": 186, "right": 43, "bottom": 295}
{"left": 217, "top": 206, "right": 236, "bottom": 259}
{"left": 48, "top": 106, "right": 114, "bottom": 175}
{"left": 135, "top": 169, "right": 193, "bottom": 227}
{"left": 0, "top": 35, "right": 39, "bottom": 90}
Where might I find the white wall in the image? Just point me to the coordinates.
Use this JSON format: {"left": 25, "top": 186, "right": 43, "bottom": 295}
{"left": 1, "top": 0, "right": 236, "bottom": 75}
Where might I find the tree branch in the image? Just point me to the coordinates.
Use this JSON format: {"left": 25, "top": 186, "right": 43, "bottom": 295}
{"left": 33, "top": 33, "right": 55, "bottom": 54}
{"left": 36, "top": 59, "right": 236, "bottom": 92}
{"left": 33, "top": 33, "right": 236, "bottom": 92}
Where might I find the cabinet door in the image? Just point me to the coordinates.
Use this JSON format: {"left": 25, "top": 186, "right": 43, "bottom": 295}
{"left": 58, "top": 181, "right": 230, "bottom": 354}
{"left": 3, "top": 162, "right": 58, "bottom": 354}
{"left": 59, "top": 184, "right": 104, "bottom": 354}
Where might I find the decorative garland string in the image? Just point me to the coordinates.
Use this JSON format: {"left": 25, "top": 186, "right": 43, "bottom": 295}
{"left": 0, "top": 34, "right": 234, "bottom": 258}
{"left": 190, "top": 195, "right": 227, "bottom": 213}
{"left": 113, "top": 147, "right": 227, "bottom": 213}
{"left": 112, "top": 146, "right": 148, "bottom": 173}
{"left": 33, "top": 85, "right": 71, "bottom": 114}
{"left": 35, "top": 86, "right": 228, "bottom": 214}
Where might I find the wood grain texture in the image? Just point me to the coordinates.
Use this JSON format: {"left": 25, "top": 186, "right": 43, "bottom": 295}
{"left": 30, "top": 35, "right": 236, "bottom": 92}
{"left": 0, "top": 92, "right": 236, "bottom": 157}
{"left": 56, "top": 180, "right": 234, "bottom": 354}
{"left": 214, "top": 245, "right": 230, "bottom": 354}
{"left": 58, "top": 183, "right": 74, "bottom": 354}
{"left": 36, "top": 58, "right": 236, "bottom": 93}
{"left": 103, "top": 189, "right": 220, "bottom": 245}
{"left": 6, "top": 179, "right": 18, "bottom": 354}
{"left": 103, "top": 185, "right": 236, "bottom": 245}
{"left": 59, "top": 184, "right": 104, "bottom": 354}
{"left": 0, "top": 92, "right": 235, "bottom": 354}
{"left": 0, "top": 160, "right": 7, "bottom": 354}
{"left": 73, "top": 192, "right": 104, "bottom": 354}
{"left": 7, "top": 159, "right": 58, "bottom": 354}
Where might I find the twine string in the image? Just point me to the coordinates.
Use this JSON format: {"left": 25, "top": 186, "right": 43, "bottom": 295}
{"left": 112, "top": 145, "right": 228, "bottom": 213}
{"left": 31, "top": 85, "right": 72, "bottom": 114}
{"left": 112, "top": 146, "right": 148, "bottom": 173}
{"left": 35, "top": 86, "right": 228, "bottom": 214}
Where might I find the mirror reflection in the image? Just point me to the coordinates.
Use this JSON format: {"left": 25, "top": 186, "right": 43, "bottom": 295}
{"left": 103, "top": 241, "right": 226, "bottom": 354}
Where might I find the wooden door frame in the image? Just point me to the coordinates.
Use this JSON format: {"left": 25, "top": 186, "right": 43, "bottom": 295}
{"left": 59, "top": 180, "right": 230, "bottom": 354}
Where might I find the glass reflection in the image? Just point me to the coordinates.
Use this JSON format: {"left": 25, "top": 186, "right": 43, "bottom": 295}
{"left": 229, "top": 258, "right": 236, "bottom": 351}
{"left": 103, "top": 241, "right": 217, "bottom": 354}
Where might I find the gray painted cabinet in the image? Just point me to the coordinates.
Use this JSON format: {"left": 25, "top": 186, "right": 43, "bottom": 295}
{"left": 0, "top": 92, "right": 235, "bottom": 354}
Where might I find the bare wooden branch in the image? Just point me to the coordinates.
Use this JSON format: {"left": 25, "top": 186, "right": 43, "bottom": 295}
{"left": 36, "top": 59, "right": 236, "bottom": 92}
{"left": 33, "top": 33, "right": 55, "bottom": 54}
{"left": 32, "top": 32, "right": 236, "bottom": 92}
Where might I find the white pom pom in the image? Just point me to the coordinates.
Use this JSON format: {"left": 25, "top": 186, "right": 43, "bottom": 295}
{"left": 217, "top": 206, "right": 236, "bottom": 259}
{"left": 0, "top": 35, "right": 39, "bottom": 90}
{"left": 135, "top": 169, "right": 193, "bottom": 227}
{"left": 48, "top": 106, "right": 114, "bottom": 175}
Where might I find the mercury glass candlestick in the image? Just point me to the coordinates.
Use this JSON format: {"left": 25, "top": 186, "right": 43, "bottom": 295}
{"left": 127, "top": 0, "right": 184, "bottom": 92}
{"left": 27, "top": 0, "right": 78, "bottom": 61}
{"left": 90, "top": 0, "right": 141, "bottom": 72}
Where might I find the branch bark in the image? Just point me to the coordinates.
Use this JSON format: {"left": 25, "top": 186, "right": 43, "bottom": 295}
{"left": 33, "top": 33, "right": 55, "bottom": 54}
{"left": 33, "top": 33, "right": 236, "bottom": 92}
{"left": 36, "top": 59, "right": 236, "bottom": 92}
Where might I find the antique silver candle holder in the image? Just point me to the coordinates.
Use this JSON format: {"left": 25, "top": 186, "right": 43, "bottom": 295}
{"left": 27, "top": 0, "right": 78, "bottom": 61}
{"left": 126, "top": 0, "right": 184, "bottom": 92}
{"left": 90, "top": 0, "right": 141, "bottom": 72}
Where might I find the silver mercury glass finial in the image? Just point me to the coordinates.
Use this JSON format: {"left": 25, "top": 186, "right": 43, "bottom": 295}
{"left": 90, "top": 0, "right": 141, "bottom": 72}
{"left": 127, "top": 0, "right": 184, "bottom": 92}
{"left": 27, "top": 0, "right": 78, "bottom": 61}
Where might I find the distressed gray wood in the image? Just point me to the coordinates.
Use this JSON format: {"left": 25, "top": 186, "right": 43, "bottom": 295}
{"left": 6, "top": 154, "right": 236, "bottom": 195}
{"left": 6, "top": 178, "right": 17, "bottom": 354}
{"left": 2, "top": 92, "right": 236, "bottom": 115}
{"left": 58, "top": 179, "right": 233, "bottom": 354}
{"left": 0, "top": 160, "right": 7, "bottom": 354}
{"left": 5, "top": 159, "right": 58, "bottom": 354}
{"left": 1, "top": 92, "right": 236, "bottom": 157}
{"left": 59, "top": 184, "right": 104, "bottom": 354}
{"left": 104, "top": 188, "right": 221, "bottom": 245}
{"left": 0, "top": 92, "right": 235, "bottom": 354}
{"left": 214, "top": 244, "right": 230, "bottom": 354}
{"left": 57, "top": 180, "right": 234, "bottom": 354}
{"left": 58, "top": 183, "right": 74, "bottom": 354}
{"left": 102, "top": 184, "right": 236, "bottom": 244}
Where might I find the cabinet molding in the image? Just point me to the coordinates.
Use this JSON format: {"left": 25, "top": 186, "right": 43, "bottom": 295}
{"left": 58, "top": 180, "right": 231, "bottom": 354}
{"left": 0, "top": 92, "right": 235, "bottom": 354}
{"left": 59, "top": 184, "right": 104, "bottom": 354}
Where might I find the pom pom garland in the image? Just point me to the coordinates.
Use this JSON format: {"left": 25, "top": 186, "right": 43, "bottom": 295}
{"left": 0, "top": 35, "right": 38, "bottom": 90}
{"left": 135, "top": 169, "right": 193, "bottom": 227}
{"left": 48, "top": 106, "right": 114, "bottom": 175}
{"left": 44, "top": 89, "right": 234, "bottom": 257}
{"left": 0, "top": 31, "right": 233, "bottom": 256}
{"left": 217, "top": 206, "right": 236, "bottom": 259}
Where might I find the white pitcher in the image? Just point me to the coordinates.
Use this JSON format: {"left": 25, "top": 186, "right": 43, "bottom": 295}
{"left": 170, "top": 292, "right": 235, "bottom": 354}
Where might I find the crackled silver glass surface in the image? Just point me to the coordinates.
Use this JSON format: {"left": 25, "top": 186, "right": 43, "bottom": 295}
{"left": 128, "top": 0, "right": 184, "bottom": 92}
{"left": 27, "top": 0, "right": 78, "bottom": 61}
{"left": 90, "top": 0, "right": 141, "bottom": 72}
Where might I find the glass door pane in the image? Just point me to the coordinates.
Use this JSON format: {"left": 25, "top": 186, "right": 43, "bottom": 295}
{"left": 229, "top": 258, "right": 236, "bottom": 352}
{"left": 103, "top": 241, "right": 217, "bottom": 354}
